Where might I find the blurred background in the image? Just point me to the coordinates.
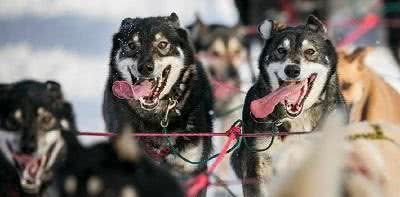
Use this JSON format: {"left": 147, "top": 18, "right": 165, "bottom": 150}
{"left": 1, "top": 0, "right": 400, "bottom": 196}
{"left": 1, "top": 0, "right": 399, "bottom": 132}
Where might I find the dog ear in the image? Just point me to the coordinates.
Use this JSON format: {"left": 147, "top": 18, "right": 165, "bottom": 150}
{"left": 305, "top": 15, "right": 327, "bottom": 35}
{"left": 258, "top": 19, "right": 274, "bottom": 40}
{"left": 45, "top": 80, "right": 64, "bottom": 101}
{"left": 112, "top": 126, "right": 141, "bottom": 162}
{"left": 347, "top": 47, "right": 372, "bottom": 68}
{"left": 167, "top": 12, "right": 181, "bottom": 28}
{"left": 258, "top": 19, "right": 286, "bottom": 39}
{"left": 188, "top": 14, "right": 208, "bottom": 41}
{"left": 119, "top": 18, "right": 135, "bottom": 33}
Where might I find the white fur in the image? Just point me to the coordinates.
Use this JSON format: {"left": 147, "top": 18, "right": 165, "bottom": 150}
{"left": 14, "top": 109, "right": 22, "bottom": 121}
{"left": 301, "top": 40, "right": 313, "bottom": 49}
{"left": 165, "top": 141, "right": 203, "bottom": 174}
{"left": 156, "top": 47, "right": 185, "bottom": 99}
{"left": 87, "top": 176, "right": 103, "bottom": 195}
{"left": 121, "top": 186, "right": 138, "bottom": 197}
{"left": 64, "top": 175, "right": 78, "bottom": 195}
{"left": 115, "top": 49, "right": 138, "bottom": 83}
{"left": 299, "top": 60, "right": 329, "bottom": 110}
{"left": 266, "top": 58, "right": 329, "bottom": 111}
{"left": 325, "top": 56, "right": 330, "bottom": 65}
{"left": 0, "top": 128, "right": 20, "bottom": 163}
{"left": 133, "top": 35, "right": 139, "bottom": 42}
{"left": 283, "top": 39, "right": 290, "bottom": 48}
{"left": 60, "top": 119, "right": 70, "bottom": 130}
{"left": 259, "top": 20, "right": 273, "bottom": 40}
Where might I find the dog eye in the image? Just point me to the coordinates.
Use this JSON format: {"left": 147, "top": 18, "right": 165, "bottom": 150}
{"left": 212, "top": 51, "right": 221, "bottom": 57}
{"left": 158, "top": 41, "right": 169, "bottom": 50}
{"left": 277, "top": 47, "right": 287, "bottom": 54}
{"left": 304, "top": 49, "right": 315, "bottom": 56}
{"left": 341, "top": 82, "right": 352, "bottom": 90}
{"left": 128, "top": 42, "right": 136, "bottom": 50}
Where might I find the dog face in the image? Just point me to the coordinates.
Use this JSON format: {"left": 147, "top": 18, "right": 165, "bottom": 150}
{"left": 0, "top": 80, "right": 75, "bottom": 193}
{"left": 111, "top": 13, "right": 194, "bottom": 110}
{"left": 337, "top": 48, "right": 371, "bottom": 107}
{"left": 188, "top": 18, "right": 248, "bottom": 87}
{"left": 258, "top": 15, "right": 336, "bottom": 118}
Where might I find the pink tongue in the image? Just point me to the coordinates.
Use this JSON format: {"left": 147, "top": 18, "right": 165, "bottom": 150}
{"left": 250, "top": 80, "right": 307, "bottom": 119}
{"left": 212, "top": 80, "right": 237, "bottom": 101}
{"left": 112, "top": 80, "right": 153, "bottom": 100}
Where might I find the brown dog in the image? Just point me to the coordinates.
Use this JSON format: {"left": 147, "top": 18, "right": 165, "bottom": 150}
{"left": 337, "top": 47, "right": 400, "bottom": 125}
{"left": 270, "top": 111, "right": 400, "bottom": 197}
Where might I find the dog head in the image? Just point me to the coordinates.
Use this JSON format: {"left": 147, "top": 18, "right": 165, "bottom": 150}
{"left": 188, "top": 17, "right": 248, "bottom": 101}
{"left": 57, "top": 129, "right": 184, "bottom": 197}
{"left": 110, "top": 13, "right": 195, "bottom": 110}
{"left": 0, "top": 80, "right": 75, "bottom": 194}
{"left": 258, "top": 15, "right": 336, "bottom": 118}
{"left": 337, "top": 48, "right": 372, "bottom": 108}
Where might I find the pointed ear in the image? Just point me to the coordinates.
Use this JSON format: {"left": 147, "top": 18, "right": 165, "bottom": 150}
{"left": 168, "top": 12, "right": 181, "bottom": 28}
{"left": 119, "top": 18, "right": 135, "bottom": 33}
{"left": 189, "top": 14, "right": 207, "bottom": 40}
{"left": 258, "top": 19, "right": 274, "bottom": 40}
{"left": 45, "top": 80, "right": 64, "bottom": 100}
{"left": 258, "top": 19, "right": 286, "bottom": 39}
{"left": 112, "top": 126, "right": 140, "bottom": 162}
{"left": 305, "top": 15, "right": 327, "bottom": 35}
{"left": 352, "top": 47, "right": 373, "bottom": 70}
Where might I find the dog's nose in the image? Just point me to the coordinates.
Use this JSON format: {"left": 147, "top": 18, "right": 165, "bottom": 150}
{"left": 138, "top": 64, "right": 154, "bottom": 76}
{"left": 284, "top": 64, "right": 301, "bottom": 78}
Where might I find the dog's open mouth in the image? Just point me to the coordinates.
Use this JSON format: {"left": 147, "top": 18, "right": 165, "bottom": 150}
{"left": 250, "top": 73, "right": 317, "bottom": 119}
{"left": 11, "top": 131, "right": 64, "bottom": 194}
{"left": 112, "top": 65, "right": 171, "bottom": 110}
{"left": 278, "top": 74, "right": 317, "bottom": 117}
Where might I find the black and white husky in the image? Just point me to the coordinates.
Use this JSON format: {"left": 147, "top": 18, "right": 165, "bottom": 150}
{"left": 103, "top": 13, "right": 213, "bottom": 177}
{"left": 231, "top": 15, "right": 347, "bottom": 196}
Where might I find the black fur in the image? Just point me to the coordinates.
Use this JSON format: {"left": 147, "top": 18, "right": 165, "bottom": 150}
{"left": 0, "top": 80, "right": 77, "bottom": 196}
{"left": 231, "top": 16, "right": 347, "bottom": 196}
{"left": 384, "top": 0, "right": 400, "bottom": 65}
{"left": 103, "top": 14, "right": 213, "bottom": 176}
{"left": 55, "top": 132, "right": 185, "bottom": 197}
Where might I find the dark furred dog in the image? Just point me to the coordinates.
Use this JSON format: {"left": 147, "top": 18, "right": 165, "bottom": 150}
{"left": 0, "top": 80, "right": 76, "bottom": 195}
{"left": 55, "top": 130, "right": 185, "bottom": 197}
{"left": 0, "top": 80, "right": 184, "bottom": 197}
{"left": 103, "top": 13, "right": 213, "bottom": 176}
{"left": 231, "top": 16, "right": 347, "bottom": 196}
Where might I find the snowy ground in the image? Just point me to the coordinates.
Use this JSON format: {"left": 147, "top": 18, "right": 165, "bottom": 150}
{"left": 1, "top": 1, "right": 400, "bottom": 196}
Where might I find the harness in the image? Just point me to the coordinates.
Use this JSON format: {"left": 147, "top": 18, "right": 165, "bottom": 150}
{"left": 143, "top": 98, "right": 177, "bottom": 159}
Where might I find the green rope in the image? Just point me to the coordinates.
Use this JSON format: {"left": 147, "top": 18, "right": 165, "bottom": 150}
{"left": 242, "top": 122, "right": 278, "bottom": 153}
{"left": 162, "top": 119, "right": 280, "bottom": 165}
{"left": 162, "top": 120, "right": 242, "bottom": 165}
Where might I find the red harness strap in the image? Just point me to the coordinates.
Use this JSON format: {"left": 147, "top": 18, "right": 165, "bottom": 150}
{"left": 185, "top": 125, "right": 241, "bottom": 197}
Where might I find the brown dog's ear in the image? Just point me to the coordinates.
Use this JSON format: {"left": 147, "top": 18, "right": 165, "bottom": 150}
{"left": 349, "top": 47, "right": 373, "bottom": 66}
